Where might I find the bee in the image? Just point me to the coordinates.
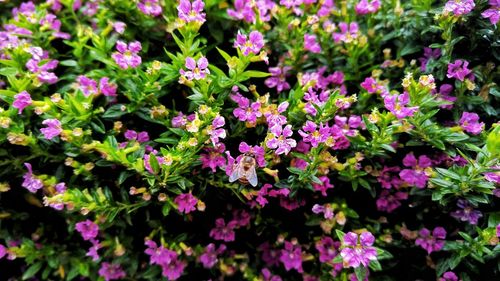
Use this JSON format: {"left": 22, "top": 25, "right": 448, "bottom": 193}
{"left": 229, "top": 153, "right": 258, "bottom": 187}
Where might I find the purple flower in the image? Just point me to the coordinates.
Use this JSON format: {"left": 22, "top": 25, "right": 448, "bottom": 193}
{"left": 376, "top": 190, "right": 408, "bottom": 212}
{"left": 98, "top": 262, "right": 126, "bottom": 281}
{"left": 340, "top": 232, "right": 378, "bottom": 268}
{"left": 162, "top": 259, "right": 186, "bottom": 280}
{"left": 437, "top": 84, "right": 456, "bottom": 109}
{"left": 209, "top": 218, "right": 237, "bottom": 242}
{"left": 75, "top": 220, "right": 99, "bottom": 241}
{"left": 261, "top": 268, "right": 283, "bottom": 281}
{"left": 227, "top": 0, "right": 258, "bottom": 23}
{"left": 86, "top": 239, "right": 102, "bottom": 261}
{"left": 112, "top": 41, "right": 142, "bottom": 69}
{"left": 312, "top": 176, "right": 334, "bottom": 196}
{"left": 265, "top": 65, "right": 292, "bottom": 93}
{"left": 399, "top": 153, "right": 432, "bottom": 188}
{"left": 199, "top": 243, "right": 226, "bottom": 268}
{"left": 207, "top": 115, "right": 226, "bottom": 145}
{"left": 439, "top": 271, "right": 460, "bottom": 281}
{"left": 280, "top": 241, "right": 303, "bottom": 272}
{"left": 447, "top": 60, "right": 473, "bottom": 81}
{"left": 298, "top": 121, "right": 331, "bottom": 147}
{"left": 40, "top": 118, "right": 62, "bottom": 140}
{"left": 138, "top": 0, "right": 162, "bottom": 17}
{"left": 234, "top": 30, "right": 265, "bottom": 56}
{"left": 333, "top": 22, "right": 359, "bottom": 43}
{"left": 419, "top": 47, "right": 441, "bottom": 72}
{"left": 304, "top": 34, "right": 321, "bottom": 53}
{"left": 451, "top": 199, "right": 482, "bottom": 225}
{"left": 113, "top": 22, "right": 126, "bottom": 34}
{"left": 444, "top": 0, "right": 475, "bottom": 16}
{"left": 177, "top": 0, "right": 206, "bottom": 24}
{"left": 13, "top": 91, "right": 32, "bottom": 114}
{"left": 497, "top": 224, "right": 500, "bottom": 237}
{"left": 179, "top": 57, "right": 210, "bottom": 81}
{"left": 200, "top": 144, "right": 226, "bottom": 172}
{"left": 266, "top": 124, "right": 297, "bottom": 155}
{"left": 312, "top": 203, "right": 334, "bottom": 219}
{"left": 99, "top": 77, "right": 117, "bottom": 97}
{"left": 174, "top": 193, "right": 198, "bottom": 214}
{"left": 315, "top": 236, "right": 340, "bottom": 263}
{"left": 377, "top": 166, "right": 403, "bottom": 189}
{"left": 22, "top": 163, "right": 43, "bottom": 193}
{"left": 360, "top": 77, "right": 382, "bottom": 94}
{"left": 415, "top": 227, "right": 446, "bottom": 254}
{"left": 383, "top": 92, "right": 418, "bottom": 119}
{"left": 231, "top": 93, "right": 262, "bottom": 125}
{"left": 355, "top": 0, "right": 381, "bottom": 15}
{"left": 459, "top": 112, "right": 484, "bottom": 135}
{"left": 0, "top": 244, "right": 6, "bottom": 259}
{"left": 145, "top": 240, "right": 177, "bottom": 266}
{"left": 482, "top": 0, "right": 500, "bottom": 25}
{"left": 77, "top": 75, "right": 98, "bottom": 96}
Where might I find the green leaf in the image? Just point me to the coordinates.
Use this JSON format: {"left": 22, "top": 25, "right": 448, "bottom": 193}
{"left": 335, "top": 229, "right": 345, "bottom": 241}
{"left": 103, "top": 104, "right": 127, "bottom": 119}
{"left": 430, "top": 178, "right": 454, "bottom": 188}
{"left": 22, "top": 262, "right": 43, "bottom": 280}
{"left": 354, "top": 266, "right": 367, "bottom": 281}
{"left": 242, "top": 70, "right": 271, "bottom": 78}
{"left": 216, "top": 47, "right": 231, "bottom": 62}
{"left": 149, "top": 154, "right": 160, "bottom": 174}
{"left": 435, "top": 168, "right": 462, "bottom": 181}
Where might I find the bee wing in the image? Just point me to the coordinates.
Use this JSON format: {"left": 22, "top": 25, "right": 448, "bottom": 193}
{"left": 228, "top": 162, "right": 243, "bottom": 183}
{"left": 245, "top": 166, "right": 258, "bottom": 187}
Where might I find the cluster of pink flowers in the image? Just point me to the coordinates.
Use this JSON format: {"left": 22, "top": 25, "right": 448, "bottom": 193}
{"left": 200, "top": 143, "right": 226, "bottom": 172}
{"left": 112, "top": 41, "right": 142, "bottom": 69}
{"left": 333, "top": 22, "right": 359, "bottom": 43}
{"left": 383, "top": 91, "right": 419, "bottom": 119}
{"left": 75, "top": 220, "right": 102, "bottom": 261}
{"left": 249, "top": 183, "right": 290, "bottom": 208}
{"left": 265, "top": 65, "right": 292, "bottom": 93}
{"left": 144, "top": 240, "right": 186, "bottom": 280}
{"left": 231, "top": 92, "right": 262, "bottom": 126}
{"left": 399, "top": 153, "right": 432, "bottom": 189}
{"left": 26, "top": 47, "right": 59, "bottom": 84}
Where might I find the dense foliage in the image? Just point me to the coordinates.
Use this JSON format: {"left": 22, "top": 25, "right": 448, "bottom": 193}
{"left": 0, "top": 0, "right": 499, "bottom": 280}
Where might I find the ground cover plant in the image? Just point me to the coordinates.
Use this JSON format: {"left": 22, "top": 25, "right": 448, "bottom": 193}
{"left": 0, "top": 0, "right": 499, "bottom": 280}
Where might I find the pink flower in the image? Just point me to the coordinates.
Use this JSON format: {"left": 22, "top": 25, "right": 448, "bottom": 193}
{"left": 174, "top": 193, "right": 198, "bottom": 214}
{"left": 227, "top": 0, "right": 256, "bottom": 22}
{"left": 199, "top": 243, "right": 226, "bottom": 268}
{"left": 234, "top": 30, "right": 265, "bottom": 56}
{"left": 312, "top": 203, "right": 334, "bottom": 219}
{"left": 315, "top": 236, "right": 340, "bottom": 263}
{"left": 419, "top": 47, "right": 441, "bottom": 72}
{"left": 377, "top": 166, "right": 403, "bottom": 189}
{"left": 177, "top": 0, "right": 206, "bottom": 24}
{"left": 200, "top": 144, "right": 226, "bottom": 172}
{"left": 266, "top": 124, "right": 297, "bottom": 155}
{"left": 312, "top": 176, "right": 334, "bottom": 196}
{"left": 439, "top": 271, "right": 460, "bottom": 281}
{"left": 209, "top": 218, "right": 237, "bottom": 242}
{"left": 75, "top": 220, "right": 99, "bottom": 241}
{"left": 179, "top": 57, "right": 210, "bottom": 81}
{"left": 13, "top": 91, "right": 32, "bottom": 114}
{"left": 77, "top": 75, "right": 98, "bottom": 96}
{"left": 113, "top": 21, "right": 126, "bottom": 34}
{"left": 0, "top": 244, "right": 6, "bottom": 259}
{"left": 482, "top": 0, "right": 500, "bottom": 25}
{"left": 86, "top": 239, "right": 102, "bottom": 261}
{"left": 22, "top": 163, "right": 43, "bottom": 193}
{"left": 383, "top": 92, "right": 419, "bottom": 119}
{"left": 303, "top": 34, "right": 321, "bottom": 53}
{"left": 415, "top": 227, "right": 446, "bottom": 254}
{"left": 138, "top": 0, "right": 162, "bottom": 16}
{"left": 99, "top": 77, "right": 117, "bottom": 97}
{"left": 207, "top": 115, "right": 226, "bottom": 145}
{"left": 231, "top": 93, "right": 262, "bottom": 125}
{"left": 444, "top": 0, "right": 475, "bottom": 16}
{"left": 98, "top": 262, "right": 126, "bottom": 281}
{"left": 459, "top": 112, "right": 484, "bottom": 135}
{"left": 112, "top": 41, "right": 142, "bottom": 69}
{"left": 265, "top": 65, "right": 292, "bottom": 93}
{"left": 40, "top": 118, "right": 62, "bottom": 140}
{"left": 298, "top": 121, "right": 331, "bottom": 147}
{"left": 360, "top": 77, "right": 382, "bottom": 93}
{"left": 399, "top": 153, "right": 432, "bottom": 188}
{"left": 376, "top": 190, "right": 408, "bottom": 212}
{"left": 355, "top": 0, "right": 381, "bottom": 15}
{"left": 333, "top": 22, "right": 359, "bottom": 43}
{"left": 280, "top": 241, "right": 303, "bottom": 272}
{"left": 447, "top": 59, "right": 473, "bottom": 81}
{"left": 340, "top": 232, "right": 378, "bottom": 268}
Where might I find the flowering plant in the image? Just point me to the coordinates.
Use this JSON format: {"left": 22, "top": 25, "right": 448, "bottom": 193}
{"left": 0, "top": 0, "right": 499, "bottom": 280}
